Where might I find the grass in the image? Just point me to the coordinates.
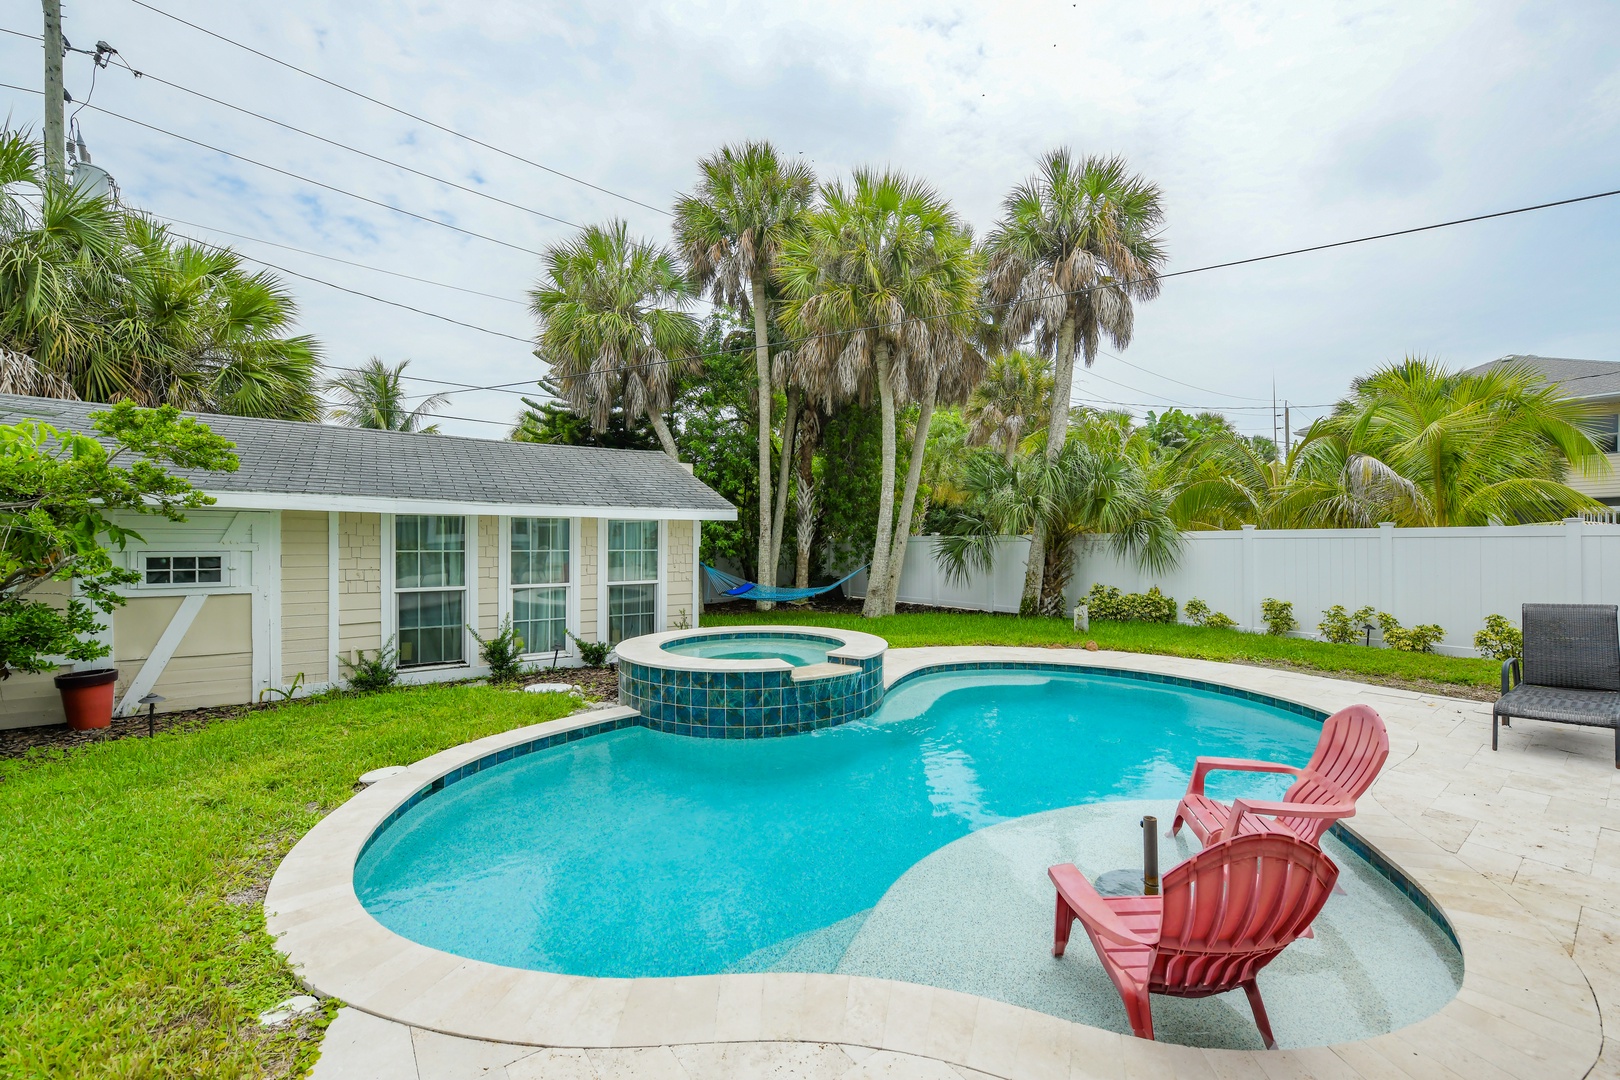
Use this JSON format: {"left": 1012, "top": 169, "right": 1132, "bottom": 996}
{"left": 0, "top": 685, "right": 581, "bottom": 1080}
{"left": 703, "top": 608, "right": 1501, "bottom": 694}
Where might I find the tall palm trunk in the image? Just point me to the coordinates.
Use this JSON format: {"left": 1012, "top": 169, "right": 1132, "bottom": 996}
{"left": 863, "top": 341, "right": 898, "bottom": 619}
{"left": 769, "top": 385, "right": 799, "bottom": 574}
{"left": 750, "top": 270, "right": 775, "bottom": 610}
{"left": 1020, "top": 313, "right": 1077, "bottom": 616}
{"left": 794, "top": 417, "right": 820, "bottom": 588}
{"left": 648, "top": 412, "right": 680, "bottom": 460}
{"left": 882, "top": 369, "right": 938, "bottom": 612}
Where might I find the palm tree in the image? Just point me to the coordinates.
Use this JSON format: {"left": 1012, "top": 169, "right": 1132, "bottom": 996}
{"left": 529, "top": 220, "right": 700, "bottom": 459}
{"left": 325, "top": 357, "right": 447, "bottom": 433}
{"left": 1169, "top": 425, "right": 1369, "bottom": 529}
{"left": 777, "top": 169, "right": 980, "bottom": 617}
{"left": 985, "top": 150, "right": 1167, "bottom": 614}
{"left": 674, "top": 142, "right": 815, "bottom": 604}
{"left": 965, "top": 350, "right": 1053, "bottom": 464}
{"left": 1318, "top": 357, "right": 1605, "bottom": 526}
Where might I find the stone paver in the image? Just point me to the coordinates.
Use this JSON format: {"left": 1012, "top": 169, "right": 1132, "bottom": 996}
{"left": 281, "top": 649, "right": 1619, "bottom": 1079}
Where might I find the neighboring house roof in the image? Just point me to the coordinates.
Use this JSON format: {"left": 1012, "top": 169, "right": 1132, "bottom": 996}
{"left": 1465, "top": 355, "right": 1620, "bottom": 401}
{"left": 0, "top": 394, "right": 737, "bottom": 520}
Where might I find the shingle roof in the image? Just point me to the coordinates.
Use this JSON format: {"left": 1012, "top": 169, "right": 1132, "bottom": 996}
{"left": 1465, "top": 355, "right": 1620, "bottom": 401}
{"left": 0, "top": 395, "right": 736, "bottom": 518}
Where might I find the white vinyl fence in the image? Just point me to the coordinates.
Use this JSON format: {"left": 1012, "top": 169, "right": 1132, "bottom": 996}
{"left": 847, "top": 521, "right": 1620, "bottom": 657}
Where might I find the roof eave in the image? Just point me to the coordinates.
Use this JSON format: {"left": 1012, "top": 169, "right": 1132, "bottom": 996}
{"left": 203, "top": 490, "right": 739, "bottom": 521}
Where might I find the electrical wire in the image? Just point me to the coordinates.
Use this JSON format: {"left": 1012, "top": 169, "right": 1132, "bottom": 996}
{"left": 100, "top": 54, "right": 582, "bottom": 229}
{"left": 125, "top": 0, "right": 672, "bottom": 217}
{"left": 0, "top": 82, "right": 549, "bottom": 257}
{"left": 1097, "top": 349, "right": 1271, "bottom": 402}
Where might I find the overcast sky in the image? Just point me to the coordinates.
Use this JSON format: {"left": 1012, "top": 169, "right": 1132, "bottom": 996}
{"left": 4, "top": 0, "right": 1618, "bottom": 439}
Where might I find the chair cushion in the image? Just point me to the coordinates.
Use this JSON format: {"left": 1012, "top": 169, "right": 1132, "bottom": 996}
{"left": 1495, "top": 683, "right": 1620, "bottom": 727}
{"left": 1521, "top": 604, "right": 1620, "bottom": 691}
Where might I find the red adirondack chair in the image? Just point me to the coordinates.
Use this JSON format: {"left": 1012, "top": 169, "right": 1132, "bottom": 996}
{"left": 1171, "top": 704, "right": 1388, "bottom": 847}
{"left": 1049, "top": 833, "right": 1339, "bottom": 1048}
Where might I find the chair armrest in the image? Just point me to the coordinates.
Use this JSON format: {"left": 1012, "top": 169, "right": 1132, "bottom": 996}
{"left": 1501, "top": 658, "right": 1521, "bottom": 695}
{"left": 1048, "top": 863, "right": 1153, "bottom": 948}
{"left": 1187, "top": 756, "right": 1302, "bottom": 797}
{"left": 1221, "top": 797, "right": 1356, "bottom": 841}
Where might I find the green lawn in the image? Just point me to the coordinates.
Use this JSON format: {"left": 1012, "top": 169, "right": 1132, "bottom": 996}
{"left": 0, "top": 685, "right": 581, "bottom": 1080}
{"left": 703, "top": 608, "right": 1501, "bottom": 692}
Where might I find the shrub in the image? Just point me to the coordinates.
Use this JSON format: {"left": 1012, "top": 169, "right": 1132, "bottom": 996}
{"left": 1474, "top": 614, "right": 1523, "bottom": 661}
{"left": 1260, "top": 598, "right": 1296, "bottom": 636}
{"left": 340, "top": 638, "right": 399, "bottom": 693}
{"left": 472, "top": 616, "right": 531, "bottom": 684}
{"left": 1318, "top": 604, "right": 1376, "bottom": 645}
{"left": 1085, "top": 584, "right": 1177, "bottom": 624}
{"left": 570, "top": 632, "right": 612, "bottom": 667}
{"left": 1377, "top": 612, "right": 1445, "bottom": 653}
{"left": 1184, "top": 597, "right": 1236, "bottom": 630}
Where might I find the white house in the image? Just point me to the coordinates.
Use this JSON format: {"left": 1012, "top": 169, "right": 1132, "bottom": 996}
{"left": 0, "top": 395, "right": 737, "bottom": 730}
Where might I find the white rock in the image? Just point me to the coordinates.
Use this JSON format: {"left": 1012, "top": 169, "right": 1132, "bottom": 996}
{"left": 357, "top": 766, "right": 408, "bottom": 786}
{"left": 258, "top": 994, "right": 320, "bottom": 1027}
{"left": 522, "top": 682, "right": 580, "bottom": 694}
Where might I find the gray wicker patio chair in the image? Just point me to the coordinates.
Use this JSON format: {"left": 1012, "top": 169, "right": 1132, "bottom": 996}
{"left": 1493, "top": 603, "right": 1620, "bottom": 768}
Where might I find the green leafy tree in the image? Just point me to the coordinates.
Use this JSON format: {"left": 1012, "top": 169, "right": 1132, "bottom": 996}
{"left": 985, "top": 150, "right": 1167, "bottom": 614}
{"left": 674, "top": 141, "right": 815, "bottom": 605}
{"left": 0, "top": 402, "right": 238, "bottom": 677}
{"left": 325, "top": 357, "right": 446, "bottom": 433}
{"left": 529, "top": 220, "right": 700, "bottom": 459}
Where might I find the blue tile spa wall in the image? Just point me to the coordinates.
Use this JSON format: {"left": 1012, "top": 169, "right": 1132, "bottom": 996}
{"left": 619, "top": 652, "right": 885, "bottom": 738}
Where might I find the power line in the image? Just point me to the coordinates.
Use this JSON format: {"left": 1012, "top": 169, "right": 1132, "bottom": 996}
{"left": 125, "top": 0, "right": 672, "bottom": 217}
{"left": 1098, "top": 349, "right": 1271, "bottom": 402}
{"left": 98, "top": 53, "right": 582, "bottom": 229}
{"left": 0, "top": 82, "right": 549, "bottom": 257}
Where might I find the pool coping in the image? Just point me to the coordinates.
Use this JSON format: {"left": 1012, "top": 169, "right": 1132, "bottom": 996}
{"left": 613, "top": 624, "right": 888, "bottom": 674}
{"left": 265, "top": 647, "right": 1604, "bottom": 1079}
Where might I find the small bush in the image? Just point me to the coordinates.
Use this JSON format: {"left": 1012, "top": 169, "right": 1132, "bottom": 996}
{"left": 1184, "top": 597, "right": 1236, "bottom": 630}
{"left": 340, "top": 638, "right": 399, "bottom": 693}
{"left": 1085, "top": 584, "right": 1177, "bottom": 624}
{"left": 1318, "top": 604, "right": 1376, "bottom": 645}
{"left": 1474, "top": 614, "right": 1523, "bottom": 661}
{"left": 1260, "top": 598, "right": 1296, "bottom": 636}
{"left": 472, "top": 616, "right": 531, "bottom": 684}
{"left": 570, "top": 632, "right": 612, "bottom": 667}
{"left": 1377, "top": 612, "right": 1446, "bottom": 653}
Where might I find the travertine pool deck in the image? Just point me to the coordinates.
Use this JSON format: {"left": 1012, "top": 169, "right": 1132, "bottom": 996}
{"left": 271, "top": 647, "right": 1620, "bottom": 1080}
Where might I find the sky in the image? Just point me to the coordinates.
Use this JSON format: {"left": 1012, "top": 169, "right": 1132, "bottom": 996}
{"left": 3, "top": 0, "right": 1618, "bottom": 440}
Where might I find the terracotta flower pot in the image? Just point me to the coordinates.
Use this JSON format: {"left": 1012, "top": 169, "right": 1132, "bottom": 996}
{"left": 53, "top": 668, "right": 119, "bottom": 730}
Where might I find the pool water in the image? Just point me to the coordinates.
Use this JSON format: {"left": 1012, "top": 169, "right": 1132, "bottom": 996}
{"left": 660, "top": 632, "right": 837, "bottom": 666}
{"left": 357, "top": 668, "right": 1324, "bottom": 976}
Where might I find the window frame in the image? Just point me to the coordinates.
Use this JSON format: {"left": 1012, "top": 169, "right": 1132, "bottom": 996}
{"left": 136, "top": 551, "right": 230, "bottom": 589}
{"left": 389, "top": 514, "right": 471, "bottom": 670}
{"left": 603, "top": 519, "right": 663, "bottom": 645}
{"left": 1591, "top": 412, "right": 1619, "bottom": 455}
{"left": 505, "top": 516, "right": 576, "bottom": 660}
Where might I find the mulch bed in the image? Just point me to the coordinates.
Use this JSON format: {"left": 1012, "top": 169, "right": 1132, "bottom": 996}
{"left": 1, "top": 666, "right": 622, "bottom": 763}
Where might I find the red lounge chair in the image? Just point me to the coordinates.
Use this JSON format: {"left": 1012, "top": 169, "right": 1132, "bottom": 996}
{"left": 1171, "top": 704, "right": 1388, "bottom": 846}
{"left": 1049, "top": 833, "right": 1339, "bottom": 1048}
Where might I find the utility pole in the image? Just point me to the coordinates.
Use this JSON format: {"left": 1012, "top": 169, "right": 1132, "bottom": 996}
{"left": 1284, "top": 401, "right": 1291, "bottom": 458}
{"left": 42, "top": 0, "right": 65, "bottom": 182}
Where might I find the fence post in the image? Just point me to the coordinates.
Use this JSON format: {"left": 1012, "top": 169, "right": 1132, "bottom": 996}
{"left": 1241, "top": 525, "right": 1257, "bottom": 632}
{"left": 1378, "top": 522, "right": 1395, "bottom": 617}
{"left": 1565, "top": 517, "right": 1585, "bottom": 603}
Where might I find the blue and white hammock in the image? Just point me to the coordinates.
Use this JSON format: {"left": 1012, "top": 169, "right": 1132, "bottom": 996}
{"left": 701, "top": 563, "right": 867, "bottom": 603}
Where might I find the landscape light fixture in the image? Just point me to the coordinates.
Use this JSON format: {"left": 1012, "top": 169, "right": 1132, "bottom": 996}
{"left": 137, "top": 692, "right": 164, "bottom": 738}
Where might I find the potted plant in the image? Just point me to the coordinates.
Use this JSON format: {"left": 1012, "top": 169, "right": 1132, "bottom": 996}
{"left": 52, "top": 668, "right": 120, "bottom": 730}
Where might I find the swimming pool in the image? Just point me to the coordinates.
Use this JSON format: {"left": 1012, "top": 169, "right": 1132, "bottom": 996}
{"left": 660, "top": 631, "right": 838, "bottom": 666}
{"left": 353, "top": 665, "right": 1462, "bottom": 1048}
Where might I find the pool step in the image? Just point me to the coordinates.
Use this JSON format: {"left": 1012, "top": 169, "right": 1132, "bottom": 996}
{"left": 791, "top": 662, "right": 859, "bottom": 683}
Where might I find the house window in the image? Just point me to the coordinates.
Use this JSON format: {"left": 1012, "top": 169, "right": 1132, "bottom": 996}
{"left": 511, "top": 518, "right": 569, "bottom": 654}
{"left": 395, "top": 515, "right": 465, "bottom": 667}
{"left": 143, "top": 554, "right": 223, "bottom": 586}
{"left": 1592, "top": 413, "right": 1619, "bottom": 454}
{"left": 606, "top": 520, "right": 658, "bottom": 644}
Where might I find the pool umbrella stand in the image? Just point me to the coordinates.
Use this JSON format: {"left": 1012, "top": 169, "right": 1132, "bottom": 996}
{"left": 1092, "top": 815, "right": 1161, "bottom": 897}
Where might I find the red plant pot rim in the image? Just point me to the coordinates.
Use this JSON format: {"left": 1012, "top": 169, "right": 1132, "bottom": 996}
{"left": 53, "top": 667, "right": 120, "bottom": 690}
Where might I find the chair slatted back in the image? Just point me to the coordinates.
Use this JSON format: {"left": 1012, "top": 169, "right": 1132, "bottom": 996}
{"left": 1152, "top": 833, "right": 1339, "bottom": 996}
{"left": 1277, "top": 704, "right": 1389, "bottom": 842}
{"left": 1521, "top": 604, "right": 1620, "bottom": 691}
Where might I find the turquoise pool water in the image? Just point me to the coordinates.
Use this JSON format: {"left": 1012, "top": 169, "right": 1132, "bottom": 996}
{"left": 660, "top": 632, "right": 837, "bottom": 666}
{"left": 356, "top": 667, "right": 1323, "bottom": 977}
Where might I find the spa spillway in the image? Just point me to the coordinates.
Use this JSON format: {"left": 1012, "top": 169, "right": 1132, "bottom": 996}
{"left": 614, "top": 625, "right": 888, "bottom": 738}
